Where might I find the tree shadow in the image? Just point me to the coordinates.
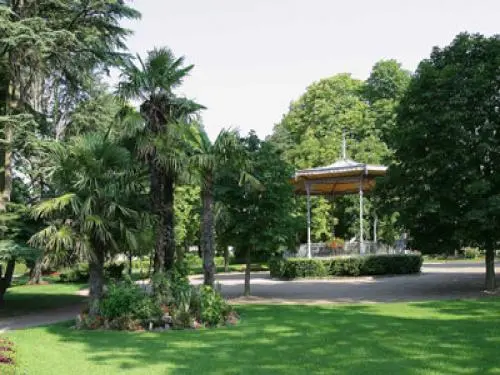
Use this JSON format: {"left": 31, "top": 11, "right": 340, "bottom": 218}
{"left": 32, "top": 299, "right": 500, "bottom": 374}
{"left": 0, "top": 283, "right": 87, "bottom": 318}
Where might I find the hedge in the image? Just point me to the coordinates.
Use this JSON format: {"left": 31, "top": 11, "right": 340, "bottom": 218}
{"left": 269, "top": 254, "right": 423, "bottom": 279}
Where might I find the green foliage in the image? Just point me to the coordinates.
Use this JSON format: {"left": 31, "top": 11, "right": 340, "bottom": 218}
{"left": 269, "top": 68, "right": 407, "bottom": 244}
{"left": 463, "top": 247, "right": 481, "bottom": 259}
{"left": 104, "top": 263, "right": 125, "bottom": 280}
{"left": 364, "top": 59, "right": 411, "bottom": 103}
{"left": 198, "top": 285, "right": 232, "bottom": 327}
{"left": 216, "top": 133, "right": 299, "bottom": 260}
{"left": 99, "top": 279, "right": 162, "bottom": 325}
{"left": 384, "top": 33, "right": 500, "bottom": 265}
{"left": 149, "top": 272, "right": 234, "bottom": 329}
{"left": 270, "top": 255, "right": 423, "bottom": 279}
{"left": 174, "top": 185, "right": 201, "bottom": 250}
{"left": 59, "top": 264, "right": 89, "bottom": 283}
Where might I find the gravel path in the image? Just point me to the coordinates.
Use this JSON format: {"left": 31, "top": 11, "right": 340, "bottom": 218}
{"left": 1, "top": 261, "right": 498, "bottom": 331}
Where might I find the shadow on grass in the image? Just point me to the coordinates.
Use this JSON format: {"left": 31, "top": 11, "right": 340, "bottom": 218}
{"left": 0, "top": 283, "right": 87, "bottom": 318}
{"left": 28, "top": 298, "right": 500, "bottom": 375}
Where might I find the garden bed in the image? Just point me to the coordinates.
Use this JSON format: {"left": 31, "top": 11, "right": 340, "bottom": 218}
{"left": 269, "top": 254, "right": 423, "bottom": 279}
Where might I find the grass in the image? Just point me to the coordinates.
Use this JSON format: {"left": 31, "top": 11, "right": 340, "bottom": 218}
{"left": 6, "top": 298, "right": 500, "bottom": 374}
{"left": 0, "top": 282, "right": 86, "bottom": 318}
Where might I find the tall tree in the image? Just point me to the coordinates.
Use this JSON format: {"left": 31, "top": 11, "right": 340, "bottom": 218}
{"left": 386, "top": 33, "right": 500, "bottom": 290}
{"left": 119, "top": 47, "right": 203, "bottom": 273}
{"left": 270, "top": 73, "right": 393, "bottom": 243}
{"left": 364, "top": 59, "right": 411, "bottom": 103}
{"left": 189, "top": 128, "right": 240, "bottom": 286}
{"left": 30, "top": 133, "right": 146, "bottom": 314}
{"left": 216, "top": 133, "right": 298, "bottom": 295}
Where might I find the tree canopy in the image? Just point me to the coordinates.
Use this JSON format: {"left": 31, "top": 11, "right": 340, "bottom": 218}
{"left": 385, "top": 33, "right": 500, "bottom": 289}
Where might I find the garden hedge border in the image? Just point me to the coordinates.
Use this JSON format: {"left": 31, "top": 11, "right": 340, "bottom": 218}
{"left": 269, "top": 254, "right": 423, "bottom": 279}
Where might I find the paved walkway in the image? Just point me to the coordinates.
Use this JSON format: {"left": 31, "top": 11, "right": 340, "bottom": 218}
{"left": 190, "top": 262, "right": 500, "bottom": 304}
{"left": 1, "top": 262, "right": 498, "bottom": 331}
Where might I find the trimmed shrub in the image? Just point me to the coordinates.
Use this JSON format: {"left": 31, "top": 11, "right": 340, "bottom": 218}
{"left": 270, "top": 254, "right": 422, "bottom": 279}
{"left": 328, "top": 257, "right": 363, "bottom": 276}
{"left": 269, "top": 257, "right": 286, "bottom": 278}
{"left": 281, "top": 258, "right": 328, "bottom": 278}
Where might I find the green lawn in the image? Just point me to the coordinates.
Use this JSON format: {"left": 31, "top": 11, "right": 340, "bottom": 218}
{"left": 7, "top": 298, "right": 500, "bottom": 374}
{"left": 0, "top": 282, "right": 86, "bottom": 318}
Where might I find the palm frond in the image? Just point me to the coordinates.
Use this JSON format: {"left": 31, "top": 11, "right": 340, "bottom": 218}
{"left": 32, "top": 193, "right": 78, "bottom": 219}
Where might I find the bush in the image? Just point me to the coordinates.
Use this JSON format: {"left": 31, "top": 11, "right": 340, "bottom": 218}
{"left": 280, "top": 258, "right": 328, "bottom": 278}
{"left": 270, "top": 254, "right": 423, "bottom": 279}
{"left": 463, "top": 247, "right": 481, "bottom": 259}
{"left": 184, "top": 253, "right": 226, "bottom": 272}
{"left": 99, "top": 278, "right": 162, "bottom": 326}
{"left": 104, "top": 263, "right": 125, "bottom": 280}
{"left": 327, "top": 257, "right": 363, "bottom": 276}
{"left": 60, "top": 262, "right": 126, "bottom": 283}
{"left": 198, "top": 285, "right": 232, "bottom": 327}
{"left": 59, "top": 263, "right": 89, "bottom": 282}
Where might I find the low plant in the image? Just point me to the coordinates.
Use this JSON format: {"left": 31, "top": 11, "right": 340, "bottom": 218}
{"left": 99, "top": 277, "right": 162, "bottom": 326}
{"left": 198, "top": 285, "right": 233, "bottom": 327}
{"left": 77, "top": 263, "right": 237, "bottom": 331}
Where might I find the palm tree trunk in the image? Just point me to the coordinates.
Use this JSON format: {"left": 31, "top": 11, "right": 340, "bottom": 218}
{"left": 0, "top": 259, "right": 16, "bottom": 307}
{"left": 485, "top": 243, "right": 496, "bottom": 291}
{"left": 28, "top": 256, "right": 43, "bottom": 284}
{"left": 88, "top": 248, "right": 105, "bottom": 316}
{"left": 244, "top": 246, "right": 252, "bottom": 296}
{"left": 202, "top": 179, "right": 215, "bottom": 286}
{"left": 128, "top": 249, "right": 133, "bottom": 276}
{"left": 151, "top": 163, "right": 166, "bottom": 273}
{"left": 164, "top": 172, "right": 175, "bottom": 272}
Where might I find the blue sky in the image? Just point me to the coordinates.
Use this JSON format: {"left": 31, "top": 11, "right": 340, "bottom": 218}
{"left": 122, "top": 0, "right": 500, "bottom": 139}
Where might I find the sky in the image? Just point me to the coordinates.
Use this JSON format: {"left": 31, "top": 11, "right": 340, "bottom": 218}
{"left": 121, "top": 0, "right": 500, "bottom": 140}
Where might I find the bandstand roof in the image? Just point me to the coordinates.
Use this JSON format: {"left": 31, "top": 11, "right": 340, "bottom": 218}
{"left": 292, "top": 158, "right": 387, "bottom": 196}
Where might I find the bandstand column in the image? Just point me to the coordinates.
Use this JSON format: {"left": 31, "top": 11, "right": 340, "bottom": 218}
{"left": 359, "top": 177, "right": 364, "bottom": 255}
{"left": 306, "top": 182, "right": 312, "bottom": 259}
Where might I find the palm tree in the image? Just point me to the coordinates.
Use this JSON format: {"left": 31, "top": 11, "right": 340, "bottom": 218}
{"left": 30, "top": 133, "right": 145, "bottom": 315}
{"left": 189, "top": 128, "right": 242, "bottom": 286}
{"left": 118, "top": 47, "right": 204, "bottom": 273}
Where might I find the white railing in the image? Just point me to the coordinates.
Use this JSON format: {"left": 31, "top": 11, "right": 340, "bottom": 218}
{"left": 286, "top": 242, "right": 405, "bottom": 258}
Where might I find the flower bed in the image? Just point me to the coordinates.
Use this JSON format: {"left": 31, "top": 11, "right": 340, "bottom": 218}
{"left": 0, "top": 338, "right": 16, "bottom": 374}
{"left": 76, "top": 271, "right": 238, "bottom": 332}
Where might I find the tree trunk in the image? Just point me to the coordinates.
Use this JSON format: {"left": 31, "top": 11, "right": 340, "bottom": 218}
{"left": 128, "top": 249, "right": 132, "bottom": 276}
{"left": 88, "top": 249, "right": 105, "bottom": 317}
{"left": 485, "top": 245, "right": 496, "bottom": 291}
{"left": 164, "top": 172, "right": 175, "bottom": 272}
{"left": 244, "top": 247, "right": 251, "bottom": 297}
{"left": 224, "top": 246, "right": 229, "bottom": 273}
{"left": 0, "top": 120, "right": 13, "bottom": 212}
{"left": 202, "top": 180, "right": 215, "bottom": 286}
{"left": 28, "top": 256, "right": 43, "bottom": 284}
{"left": 0, "top": 259, "right": 16, "bottom": 307}
{"left": 150, "top": 163, "right": 166, "bottom": 273}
